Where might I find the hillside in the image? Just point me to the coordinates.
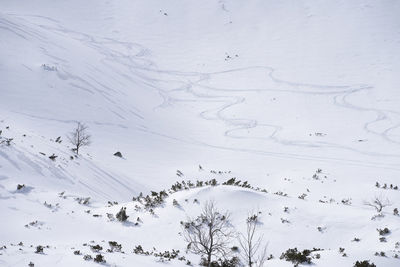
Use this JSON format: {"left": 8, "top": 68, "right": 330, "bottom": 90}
{"left": 1, "top": 0, "right": 400, "bottom": 266}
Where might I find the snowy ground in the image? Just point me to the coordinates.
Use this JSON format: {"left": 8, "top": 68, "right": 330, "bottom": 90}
{"left": 1, "top": 0, "right": 400, "bottom": 266}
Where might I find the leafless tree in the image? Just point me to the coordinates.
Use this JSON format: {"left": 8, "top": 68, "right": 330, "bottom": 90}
{"left": 364, "top": 195, "right": 392, "bottom": 213}
{"left": 67, "top": 122, "right": 91, "bottom": 155}
{"left": 238, "top": 213, "right": 268, "bottom": 267}
{"left": 182, "top": 201, "right": 234, "bottom": 267}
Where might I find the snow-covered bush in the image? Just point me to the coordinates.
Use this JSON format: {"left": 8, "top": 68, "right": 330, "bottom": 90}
{"left": 108, "top": 241, "right": 122, "bottom": 252}
{"left": 83, "top": 254, "right": 92, "bottom": 261}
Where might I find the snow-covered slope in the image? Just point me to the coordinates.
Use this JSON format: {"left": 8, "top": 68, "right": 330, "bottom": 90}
{"left": 1, "top": 0, "right": 400, "bottom": 266}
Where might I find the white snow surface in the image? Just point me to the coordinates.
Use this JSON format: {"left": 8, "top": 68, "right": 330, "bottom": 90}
{"left": 0, "top": 0, "right": 400, "bottom": 266}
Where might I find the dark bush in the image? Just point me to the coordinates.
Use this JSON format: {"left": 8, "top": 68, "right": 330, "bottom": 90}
{"left": 90, "top": 244, "right": 103, "bottom": 252}
{"left": 35, "top": 245, "right": 44, "bottom": 254}
{"left": 116, "top": 207, "right": 129, "bottom": 222}
{"left": 201, "top": 257, "right": 240, "bottom": 267}
{"left": 377, "top": 227, "right": 390, "bottom": 236}
{"left": 108, "top": 241, "right": 122, "bottom": 252}
{"left": 280, "top": 248, "right": 312, "bottom": 266}
{"left": 17, "top": 184, "right": 25, "bottom": 190}
{"left": 133, "top": 245, "right": 146, "bottom": 255}
{"left": 353, "top": 260, "right": 376, "bottom": 267}
{"left": 94, "top": 254, "right": 105, "bottom": 263}
{"left": 83, "top": 254, "right": 92, "bottom": 261}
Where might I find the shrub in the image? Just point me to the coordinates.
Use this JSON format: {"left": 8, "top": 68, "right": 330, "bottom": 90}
{"left": 133, "top": 245, "right": 149, "bottom": 255}
{"left": 154, "top": 249, "right": 180, "bottom": 261}
{"left": 116, "top": 207, "right": 129, "bottom": 222}
{"left": 90, "top": 244, "right": 103, "bottom": 252}
{"left": 377, "top": 227, "right": 390, "bottom": 236}
{"left": 298, "top": 193, "right": 307, "bottom": 200}
{"left": 201, "top": 257, "right": 240, "bottom": 267}
{"left": 280, "top": 248, "right": 313, "bottom": 266}
{"left": 364, "top": 196, "right": 392, "bottom": 212}
{"left": 0, "top": 138, "right": 13, "bottom": 146}
{"left": 17, "top": 184, "right": 25, "bottom": 190}
{"left": 94, "top": 254, "right": 105, "bottom": 263}
{"left": 108, "top": 241, "right": 122, "bottom": 252}
{"left": 394, "top": 208, "right": 399, "bottom": 216}
{"left": 354, "top": 260, "right": 376, "bottom": 267}
{"left": 75, "top": 197, "right": 90, "bottom": 205}
{"left": 35, "top": 245, "right": 44, "bottom": 254}
{"left": 83, "top": 254, "right": 92, "bottom": 261}
{"left": 374, "top": 251, "right": 386, "bottom": 257}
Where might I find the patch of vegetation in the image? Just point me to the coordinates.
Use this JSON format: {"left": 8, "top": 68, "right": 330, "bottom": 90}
{"left": 133, "top": 245, "right": 190, "bottom": 264}
{"left": 280, "top": 248, "right": 321, "bottom": 266}
{"left": 35, "top": 245, "right": 44, "bottom": 254}
{"left": 201, "top": 257, "right": 240, "bottom": 267}
{"left": 94, "top": 254, "right": 105, "bottom": 263}
{"left": 377, "top": 227, "right": 390, "bottom": 236}
{"left": 17, "top": 184, "right": 25, "bottom": 190}
{"left": 107, "top": 241, "right": 122, "bottom": 252}
{"left": 75, "top": 197, "right": 90, "bottom": 205}
{"left": 374, "top": 251, "right": 386, "bottom": 257}
{"left": 90, "top": 244, "right": 103, "bottom": 252}
{"left": 375, "top": 182, "right": 398, "bottom": 190}
{"left": 354, "top": 260, "right": 376, "bottom": 267}
{"left": 130, "top": 177, "right": 269, "bottom": 214}
{"left": 116, "top": 207, "right": 129, "bottom": 222}
{"left": 83, "top": 254, "right": 92, "bottom": 261}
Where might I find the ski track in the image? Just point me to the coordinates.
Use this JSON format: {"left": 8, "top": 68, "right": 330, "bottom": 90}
{"left": 2, "top": 13, "right": 400, "bottom": 170}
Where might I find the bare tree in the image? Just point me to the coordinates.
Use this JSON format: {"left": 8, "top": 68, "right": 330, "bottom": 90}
{"left": 182, "top": 201, "right": 234, "bottom": 267}
{"left": 238, "top": 213, "right": 268, "bottom": 267}
{"left": 364, "top": 195, "right": 392, "bottom": 213}
{"left": 67, "top": 122, "right": 91, "bottom": 155}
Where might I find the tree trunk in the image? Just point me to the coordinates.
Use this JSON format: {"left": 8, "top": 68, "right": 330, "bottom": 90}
{"left": 207, "top": 252, "right": 212, "bottom": 267}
